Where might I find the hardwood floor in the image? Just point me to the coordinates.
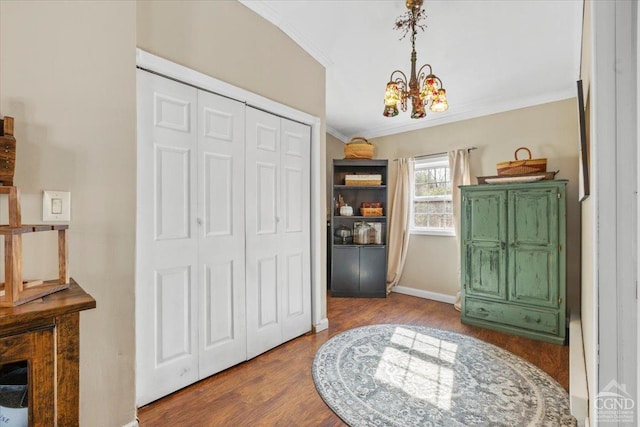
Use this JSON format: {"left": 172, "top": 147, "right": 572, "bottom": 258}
{"left": 137, "top": 292, "right": 569, "bottom": 426}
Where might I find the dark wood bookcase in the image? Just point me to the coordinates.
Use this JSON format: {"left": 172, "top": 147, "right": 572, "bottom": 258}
{"left": 330, "top": 159, "right": 388, "bottom": 297}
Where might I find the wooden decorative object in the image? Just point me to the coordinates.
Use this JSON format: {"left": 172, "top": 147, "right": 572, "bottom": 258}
{"left": 344, "top": 137, "right": 375, "bottom": 160}
{"left": 0, "top": 116, "right": 16, "bottom": 186}
{"left": 496, "top": 147, "right": 547, "bottom": 176}
{"left": 0, "top": 280, "right": 96, "bottom": 426}
{"left": 0, "top": 186, "right": 70, "bottom": 307}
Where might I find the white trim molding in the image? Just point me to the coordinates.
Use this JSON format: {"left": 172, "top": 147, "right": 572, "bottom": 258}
{"left": 392, "top": 285, "right": 456, "bottom": 305}
{"left": 313, "top": 318, "right": 329, "bottom": 333}
{"left": 592, "top": 0, "right": 638, "bottom": 424}
{"left": 569, "top": 311, "right": 588, "bottom": 426}
{"left": 135, "top": 49, "right": 328, "bottom": 333}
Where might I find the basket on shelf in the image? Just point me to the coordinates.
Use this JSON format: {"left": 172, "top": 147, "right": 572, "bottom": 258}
{"left": 344, "top": 136, "right": 374, "bottom": 159}
{"left": 360, "top": 208, "right": 383, "bottom": 217}
{"left": 360, "top": 202, "right": 383, "bottom": 216}
{"left": 345, "top": 174, "right": 382, "bottom": 186}
{"left": 496, "top": 147, "right": 547, "bottom": 176}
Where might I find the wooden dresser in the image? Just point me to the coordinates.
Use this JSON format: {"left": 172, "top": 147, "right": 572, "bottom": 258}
{"left": 0, "top": 279, "right": 95, "bottom": 426}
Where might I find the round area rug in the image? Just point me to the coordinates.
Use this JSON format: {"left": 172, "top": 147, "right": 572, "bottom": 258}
{"left": 312, "top": 324, "right": 576, "bottom": 427}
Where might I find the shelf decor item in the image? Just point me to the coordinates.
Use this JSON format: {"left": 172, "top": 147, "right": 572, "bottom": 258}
{"left": 360, "top": 202, "right": 383, "bottom": 216}
{"left": 345, "top": 174, "right": 382, "bottom": 186}
{"left": 496, "top": 147, "right": 547, "bottom": 176}
{"left": 360, "top": 207, "right": 383, "bottom": 216}
{"left": 344, "top": 137, "right": 374, "bottom": 159}
{"left": 339, "top": 204, "right": 353, "bottom": 216}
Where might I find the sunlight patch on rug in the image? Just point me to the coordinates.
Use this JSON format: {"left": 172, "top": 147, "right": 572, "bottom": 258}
{"left": 376, "top": 326, "right": 456, "bottom": 410}
{"left": 312, "top": 324, "right": 576, "bottom": 427}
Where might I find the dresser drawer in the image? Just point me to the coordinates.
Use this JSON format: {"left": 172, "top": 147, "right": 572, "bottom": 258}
{"left": 464, "top": 298, "right": 559, "bottom": 335}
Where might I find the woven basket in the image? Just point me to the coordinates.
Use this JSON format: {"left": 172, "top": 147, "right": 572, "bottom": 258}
{"left": 360, "top": 207, "right": 383, "bottom": 217}
{"left": 345, "top": 178, "right": 382, "bottom": 186}
{"left": 344, "top": 137, "right": 374, "bottom": 159}
{"left": 496, "top": 147, "right": 547, "bottom": 176}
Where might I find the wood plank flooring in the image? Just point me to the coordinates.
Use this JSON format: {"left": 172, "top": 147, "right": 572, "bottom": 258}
{"left": 137, "top": 292, "right": 569, "bottom": 426}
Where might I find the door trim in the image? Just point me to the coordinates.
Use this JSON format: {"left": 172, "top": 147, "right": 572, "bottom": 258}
{"left": 136, "top": 48, "right": 328, "bottom": 333}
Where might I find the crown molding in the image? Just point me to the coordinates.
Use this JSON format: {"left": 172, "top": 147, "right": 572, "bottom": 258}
{"left": 326, "top": 125, "right": 350, "bottom": 143}
{"left": 238, "top": 0, "right": 333, "bottom": 68}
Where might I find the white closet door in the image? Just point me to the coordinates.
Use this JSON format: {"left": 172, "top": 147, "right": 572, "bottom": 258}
{"left": 245, "top": 108, "right": 282, "bottom": 358}
{"left": 197, "top": 90, "right": 247, "bottom": 378}
{"left": 245, "top": 107, "right": 311, "bottom": 359}
{"left": 136, "top": 70, "right": 199, "bottom": 405}
{"left": 280, "top": 118, "right": 311, "bottom": 342}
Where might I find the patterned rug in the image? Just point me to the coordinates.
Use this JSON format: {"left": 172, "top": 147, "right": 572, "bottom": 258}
{"left": 312, "top": 324, "right": 576, "bottom": 427}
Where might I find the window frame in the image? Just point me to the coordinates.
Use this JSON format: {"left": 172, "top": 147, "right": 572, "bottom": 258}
{"left": 409, "top": 154, "right": 456, "bottom": 237}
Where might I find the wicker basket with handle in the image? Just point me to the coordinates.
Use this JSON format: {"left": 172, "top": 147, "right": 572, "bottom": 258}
{"left": 496, "top": 147, "right": 547, "bottom": 176}
{"left": 344, "top": 137, "right": 374, "bottom": 159}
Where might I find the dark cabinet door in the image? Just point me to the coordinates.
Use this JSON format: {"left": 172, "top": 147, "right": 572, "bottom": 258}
{"left": 359, "top": 246, "right": 387, "bottom": 297}
{"left": 331, "top": 246, "right": 360, "bottom": 296}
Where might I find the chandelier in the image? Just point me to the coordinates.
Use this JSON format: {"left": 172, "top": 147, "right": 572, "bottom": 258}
{"left": 383, "top": 0, "right": 448, "bottom": 118}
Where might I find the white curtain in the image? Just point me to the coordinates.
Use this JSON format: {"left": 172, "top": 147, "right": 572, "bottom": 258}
{"left": 449, "top": 149, "right": 471, "bottom": 311}
{"left": 386, "top": 158, "right": 414, "bottom": 293}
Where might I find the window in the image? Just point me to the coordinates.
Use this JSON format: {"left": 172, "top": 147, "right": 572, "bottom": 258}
{"left": 410, "top": 155, "right": 454, "bottom": 236}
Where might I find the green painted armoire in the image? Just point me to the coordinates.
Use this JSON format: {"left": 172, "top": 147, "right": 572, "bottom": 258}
{"left": 460, "top": 180, "right": 567, "bottom": 344}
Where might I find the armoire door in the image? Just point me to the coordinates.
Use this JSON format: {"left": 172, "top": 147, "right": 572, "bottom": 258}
{"left": 136, "top": 70, "right": 199, "bottom": 405}
{"left": 245, "top": 107, "right": 311, "bottom": 359}
{"left": 462, "top": 190, "right": 508, "bottom": 301}
{"left": 507, "top": 188, "right": 559, "bottom": 308}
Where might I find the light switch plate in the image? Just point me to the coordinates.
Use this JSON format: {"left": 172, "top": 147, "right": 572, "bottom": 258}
{"left": 43, "top": 190, "right": 71, "bottom": 221}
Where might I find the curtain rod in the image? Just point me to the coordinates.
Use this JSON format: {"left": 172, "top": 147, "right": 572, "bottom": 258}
{"left": 393, "top": 146, "right": 477, "bottom": 161}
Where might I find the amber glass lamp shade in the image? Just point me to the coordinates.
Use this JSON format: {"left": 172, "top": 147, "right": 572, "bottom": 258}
{"left": 411, "top": 100, "right": 426, "bottom": 119}
{"left": 430, "top": 88, "right": 449, "bottom": 112}
{"left": 383, "top": 82, "right": 401, "bottom": 117}
{"left": 420, "top": 76, "right": 438, "bottom": 101}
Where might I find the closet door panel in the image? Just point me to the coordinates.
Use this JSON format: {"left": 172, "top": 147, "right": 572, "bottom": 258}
{"left": 136, "top": 70, "right": 199, "bottom": 406}
{"left": 280, "top": 119, "right": 311, "bottom": 341}
{"left": 256, "top": 163, "right": 278, "bottom": 233}
{"left": 197, "top": 91, "right": 247, "bottom": 378}
{"left": 246, "top": 107, "right": 283, "bottom": 359}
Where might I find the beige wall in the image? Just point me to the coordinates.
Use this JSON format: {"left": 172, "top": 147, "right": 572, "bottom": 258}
{"left": 2, "top": 1, "right": 326, "bottom": 425}
{"left": 137, "top": 1, "right": 325, "bottom": 123}
{"left": 0, "top": 2, "right": 137, "bottom": 426}
{"left": 373, "top": 99, "right": 581, "bottom": 312}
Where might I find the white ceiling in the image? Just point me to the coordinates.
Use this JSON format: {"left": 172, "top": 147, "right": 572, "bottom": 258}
{"left": 241, "top": 0, "right": 583, "bottom": 142}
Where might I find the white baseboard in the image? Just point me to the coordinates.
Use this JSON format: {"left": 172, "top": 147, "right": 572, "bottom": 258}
{"left": 391, "top": 285, "right": 456, "bottom": 304}
{"left": 569, "top": 311, "right": 588, "bottom": 427}
{"left": 313, "top": 317, "right": 329, "bottom": 333}
{"left": 123, "top": 421, "right": 139, "bottom": 427}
